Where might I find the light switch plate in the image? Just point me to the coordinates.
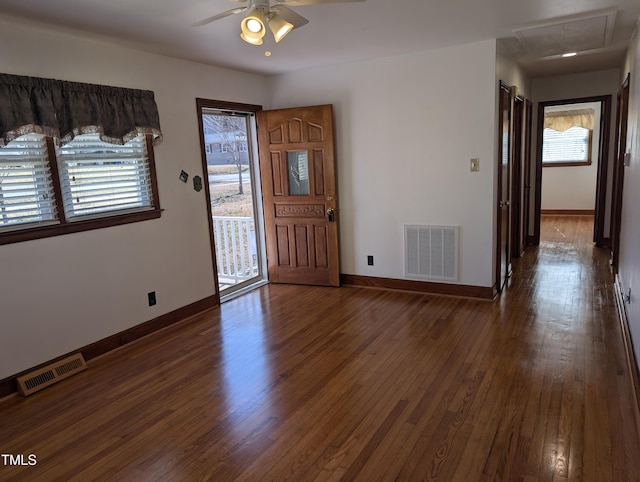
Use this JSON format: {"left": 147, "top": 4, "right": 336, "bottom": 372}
{"left": 470, "top": 158, "right": 479, "bottom": 172}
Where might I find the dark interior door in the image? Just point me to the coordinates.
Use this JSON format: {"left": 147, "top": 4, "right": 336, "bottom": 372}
{"left": 611, "top": 74, "right": 630, "bottom": 272}
{"left": 523, "top": 100, "right": 533, "bottom": 246}
{"left": 496, "top": 82, "right": 513, "bottom": 293}
{"left": 511, "top": 96, "right": 524, "bottom": 258}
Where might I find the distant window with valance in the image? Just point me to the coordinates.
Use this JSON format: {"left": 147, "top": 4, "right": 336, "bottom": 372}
{"left": 542, "top": 106, "right": 594, "bottom": 167}
{"left": 0, "top": 73, "right": 163, "bottom": 245}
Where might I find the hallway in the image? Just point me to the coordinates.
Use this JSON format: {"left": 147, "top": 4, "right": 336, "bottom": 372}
{"left": 1, "top": 217, "right": 639, "bottom": 480}
{"left": 503, "top": 214, "right": 639, "bottom": 479}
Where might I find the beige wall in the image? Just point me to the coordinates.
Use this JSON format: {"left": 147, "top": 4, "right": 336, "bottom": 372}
{"left": 619, "top": 27, "right": 640, "bottom": 363}
{"left": 496, "top": 42, "right": 532, "bottom": 99}
{"left": 267, "top": 40, "right": 500, "bottom": 288}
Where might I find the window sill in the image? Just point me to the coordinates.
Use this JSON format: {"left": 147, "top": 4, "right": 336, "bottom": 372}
{"left": 542, "top": 161, "right": 592, "bottom": 168}
{"left": 0, "top": 208, "right": 162, "bottom": 246}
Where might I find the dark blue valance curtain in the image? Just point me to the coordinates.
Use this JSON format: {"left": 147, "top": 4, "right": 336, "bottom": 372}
{"left": 0, "top": 73, "right": 162, "bottom": 147}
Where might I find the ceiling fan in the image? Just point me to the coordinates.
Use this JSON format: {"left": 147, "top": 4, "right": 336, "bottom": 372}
{"left": 193, "top": 0, "right": 366, "bottom": 46}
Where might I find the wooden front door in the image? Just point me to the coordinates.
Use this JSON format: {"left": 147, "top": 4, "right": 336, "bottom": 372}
{"left": 256, "top": 104, "right": 340, "bottom": 286}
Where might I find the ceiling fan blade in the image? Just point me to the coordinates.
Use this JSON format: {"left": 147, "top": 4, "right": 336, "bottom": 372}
{"left": 271, "top": 5, "right": 309, "bottom": 29}
{"left": 192, "top": 7, "right": 248, "bottom": 27}
{"left": 278, "top": 0, "right": 365, "bottom": 5}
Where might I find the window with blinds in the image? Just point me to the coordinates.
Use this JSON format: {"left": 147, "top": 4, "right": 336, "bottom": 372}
{"left": 542, "top": 126, "right": 592, "bottom": 165}
{"left": 0, "top": 134, "right": 58, "bottom": 231}
{"left": 56, "top": 134, "right": 153, "bottom": 219}
{"left": 0, "top": 132, "right": 160, "bottom": 244}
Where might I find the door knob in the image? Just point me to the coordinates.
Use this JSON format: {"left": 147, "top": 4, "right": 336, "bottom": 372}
{"left": 327, "top": 208, "right": 335, "bottom": 222}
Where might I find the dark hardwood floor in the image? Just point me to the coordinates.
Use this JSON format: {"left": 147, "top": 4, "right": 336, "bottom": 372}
{"left": 1, "top": 215, "right": 639, "bottom": 481}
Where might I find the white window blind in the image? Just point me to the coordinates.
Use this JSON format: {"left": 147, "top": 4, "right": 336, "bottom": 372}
{"left": 0, "top": 134, "right": 58, "bottom": 230}
{"left": 542, "top": 126, "right": 590, "bottom": 164}
{"left": 56, "top": 134, "right": 153, "bottom": 220}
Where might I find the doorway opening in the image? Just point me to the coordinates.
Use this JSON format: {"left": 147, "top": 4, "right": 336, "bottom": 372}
{"left": 533, "top": 95, "right": 612, "bottom": 246}
{"left": 196, "top": 99, "right": 267, "bottom": 301}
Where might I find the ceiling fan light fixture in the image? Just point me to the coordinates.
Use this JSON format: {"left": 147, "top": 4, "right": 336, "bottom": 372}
{"left": 246, "top": 18, "right": 263, "bottom": 33}
{"left": 240, "top": 32, "right": 264, "bottom": 45}
{"left": 240, "top": 7, "right": 266, "bottom": 43}
{"left": 268, "top": 13, "right": 294, "bottom": 43}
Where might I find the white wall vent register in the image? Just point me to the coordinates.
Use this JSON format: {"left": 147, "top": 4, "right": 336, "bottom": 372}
{"left": 405, "top": 225, "right": 459, "bottom": 282}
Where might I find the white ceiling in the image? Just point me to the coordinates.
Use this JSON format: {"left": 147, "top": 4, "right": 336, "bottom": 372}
{"left": 1, "top": 0, "right": 639, "bottom": 78}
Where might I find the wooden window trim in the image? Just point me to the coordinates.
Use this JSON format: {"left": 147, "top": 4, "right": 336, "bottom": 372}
{"left": 0, "top": 134, "right": 161, "bottom": 246}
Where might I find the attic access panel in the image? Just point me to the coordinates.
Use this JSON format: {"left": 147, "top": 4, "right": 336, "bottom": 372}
{"left": 513, "top": 10, "right": 616, "bottom": 58}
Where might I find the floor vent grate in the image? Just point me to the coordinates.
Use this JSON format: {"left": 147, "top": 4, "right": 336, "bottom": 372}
{"left": 17, "top": 353, "right": 87, "bottom": 396}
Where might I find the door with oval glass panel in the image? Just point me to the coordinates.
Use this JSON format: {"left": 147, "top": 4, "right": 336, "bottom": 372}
{"left": 256, "top": 104, "right": 340, "bottom": 286}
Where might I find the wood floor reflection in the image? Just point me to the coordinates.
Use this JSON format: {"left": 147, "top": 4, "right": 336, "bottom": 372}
{"left": 1, "top": 215, "right": 639, "bottom": 481}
